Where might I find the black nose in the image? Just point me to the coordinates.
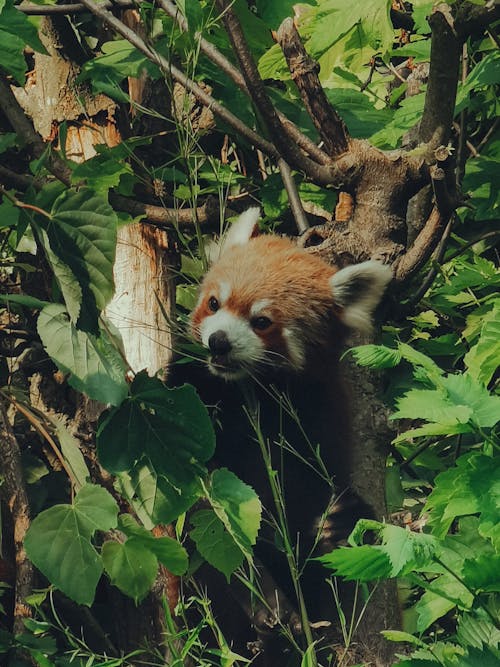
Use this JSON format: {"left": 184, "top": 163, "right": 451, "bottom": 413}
{"left": 208, "top": 330, "right": 232, "bottom": 356}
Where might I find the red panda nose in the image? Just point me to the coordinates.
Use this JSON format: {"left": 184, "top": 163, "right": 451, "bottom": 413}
{"left": 208, "top": 331, "right": 232, "bottom": 356}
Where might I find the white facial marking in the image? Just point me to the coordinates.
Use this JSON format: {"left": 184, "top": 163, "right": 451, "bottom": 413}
{"left": 199, "top": 309, "right": 264, "bottom": 373}
{"left": 250, "top": 298, "right": 272, "bottom": 317}
{"left": 283, "top": 327, "right": 305, "bottom": 370}
{"left": 218, "top": 281, "right": 231, "bottom": 305}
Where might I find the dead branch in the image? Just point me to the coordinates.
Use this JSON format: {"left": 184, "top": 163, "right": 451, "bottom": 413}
{"left": 277, "top": 160, "right": 309, "bottom": 232}
{"left": 0, "top": 398, "right": 34, "bottom": 635}
{"left": 17, "top": 0, "right": 134, "bottom": 14}
{"left": 277, "top": 18, "right": 350, "bottom": 157}
{"left": 419, "top": 4, "right": 461, "bottom": 150}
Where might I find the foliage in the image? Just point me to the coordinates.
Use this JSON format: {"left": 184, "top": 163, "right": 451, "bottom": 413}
{"left": 0, "top": 0, "right": 499, "bottom": 666}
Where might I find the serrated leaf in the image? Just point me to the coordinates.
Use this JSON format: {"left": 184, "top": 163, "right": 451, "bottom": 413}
{"left": 97, "top": 374, "right": 215, "bottom": 486}
{"left": 190, "top": 509, "right": 245, "bottom": 580}
{"left": 24, "top": 484, "right": 118, "bottom": 606}
{"left": 102, "top": 538, "right": 157, "bottom": 604}
{"left": 392, "top": 389, "right": 473, "bottom": 425}
{"left": 37, "top": 304, "right": 128, "bottom": 405}
{"left": 457, "top": 612, "right": 500, "bottom": 650}
{"left": 44, "top": 188, "right": 117, "bottom": 333}
{"left": 462, "top": 553, "right": 500, "bottom": 592}
{"left": 208, "top": 468, "right": 261, "bottom": 560}
{"left": 464, "top": 305, "right": 500, "bottom": 386}
{"left": 443, "top": 373, "right": 500, "bottom": 428}
{"left": 318, "top": 544, "right": 392, "bottom": 581}
{"left": 349, "top": 344, "right": 401, "bottom": 369}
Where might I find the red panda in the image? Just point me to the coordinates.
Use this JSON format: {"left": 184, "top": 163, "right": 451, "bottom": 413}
{"left": 191, "top": 207, "right": 392, "bottom": 381}
{"left": 174, "top": 208, "right": 392, "bottom": 661}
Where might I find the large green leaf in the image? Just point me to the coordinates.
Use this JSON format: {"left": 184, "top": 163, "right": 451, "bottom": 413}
{"left": 464, "top": 303, "right": 500, "bottom": 386}
{"left": 97, "top": 373, "right": 215, "bottom": 486}
{"left": 43, "top": 188, "right": 117, "bottom": 333}
{"left": 318, "top": 544, "right": 392, "bottom": 581}
{"left": 37, "top": 304, "right": 128, "bottom": 406}
{"left": 190, "top": 509, "right": 245, "bottom": 580}
{"left": 208, "top": 468, "right": 261, "bottom": 559}
{"left": 116, "top": 464, "right": 201, "bottom": 526}
{"left": 102, "top": 538, "right": 158, "bottom": 604}
{"left": 24, "top": 484, "right": 118, "bottom": 605}
{"left": 0, "top": 1, "right": 47, "bottom": 83}
{"left": 118, "top": 514, "right": 188, "bottom": 575}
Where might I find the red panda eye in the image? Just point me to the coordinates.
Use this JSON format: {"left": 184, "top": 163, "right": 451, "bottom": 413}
{"left": 251, "top": 316, "right": 272, "bottom": 331}
{"left": 208, "top": 296, "right": 219, "bottom": 312}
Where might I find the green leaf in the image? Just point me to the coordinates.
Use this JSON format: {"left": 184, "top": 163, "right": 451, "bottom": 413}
{"left": 0, "top": 1, "right": 47, "bottom": 83}
{"left": 116, "top": 464, "right": 201, "bottom": 526}
{"left": 38, "top": 228, "right": 82, "bottom": 322}
{"left": 43, "top": 188, "right": 117, "bottom": 333}
{"left": 456, "top": 647, "right": 500, "bottom": 667}
{"left": 37, "top": 304, "right": 128, "bottom": 406}
{"left": 71, "top": 153, "right": 133, "bottom": 194}
{"left": 442, "top": 373, "right": 500, "bottom": 428}
{"left": 457, "top": 612, "right": 500, "bottom": 650}
{"left": 0, "top": 132, "right": 17, "bottom": 153}
{"left": 97, "top": 374, "right": 215, "bottom": 486}
{"left": 190, "top": 509, "right": 245, "bottom": 580}
{"left": 318, "top": 544, "right": 392, "bottom": 581}
{"left": 462, "top": 553, "right": 500, "bottom": 592}
{"left": 118, "top": 514, "right": 188, "bottom": 575}
{"left": 25, "top": 485, "right": 118, "bottom": 605}
{"left": 53, "top": 419, "right": 89, "bottom": 488}
{"left": 0, "top": 294, "right": 49, "bottom": 309}
{"left": 325, "top": 89, "right": 392, "bottom": 139}
{"left": 102, "top": 539, "right": 158, "bottom": 604}
{"left": 349, "top": 344, "right": 402, "bottom": 369}
{"left": 464, "top": 304, "right": 500, "bottom": 386}
{"left": 381, "top": 630, "right": 427, "bottom": 647}
{"left": 208, "top": 468, "right": 261, "bottom": 559}
{"left": 392, "top": 389, "right": 473, "bottom": 425}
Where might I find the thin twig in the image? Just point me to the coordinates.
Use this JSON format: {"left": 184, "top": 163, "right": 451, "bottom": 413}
{"left": 77, "top": 0, "right": 280, "bottom": 160}
{"left": 158, "top": 0, "right": 329, "bottom": 165}
{"left": 213, "top": 0, "right": 340, "bottom": 185}
{"left": 277, "top": 159, "right": 309, "bottom": 233}
{"left": 0, "top": 398, "right": 34, "bottom": 635}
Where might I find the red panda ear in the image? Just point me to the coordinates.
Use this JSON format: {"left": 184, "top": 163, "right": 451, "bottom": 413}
{"left": 330, "top": 261, "right": 393, "bottom": 333}
{"left": 206, "top": 208, "right": 261, "bottom": 263}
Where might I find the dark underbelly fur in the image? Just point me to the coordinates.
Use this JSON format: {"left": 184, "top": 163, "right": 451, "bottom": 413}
{"left": 169, "top": 360, "right": 373, "bottom": 663}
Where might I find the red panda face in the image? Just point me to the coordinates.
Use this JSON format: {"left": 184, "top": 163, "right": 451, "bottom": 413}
{"left": 190, "top": 210, "right": 392, "bottom": 381}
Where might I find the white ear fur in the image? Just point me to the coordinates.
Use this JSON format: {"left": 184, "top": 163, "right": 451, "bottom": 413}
{"left": 330, "top": 261, "right": 392, "bottom": 332}
{"left": 206, "top": 208, "right": 261, "bottom": 264}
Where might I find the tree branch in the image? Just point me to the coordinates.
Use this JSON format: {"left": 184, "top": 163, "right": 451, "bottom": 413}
{"left": 158, "top": 0, "right": 329, "bottom": 165}
{"left": 0, "top": 398, "right": 33, "bottom": 635}
{"left": 276, "top": 18, "right": 350, "bottom": 157}
{"left": 418, "top": 4, "right": 461, "bottom": 150}
{"left": 277, "top": 160, "right": 309, "bottom": 233}
{"left": 213, "top": 0, "right": 344, "bottom": 185}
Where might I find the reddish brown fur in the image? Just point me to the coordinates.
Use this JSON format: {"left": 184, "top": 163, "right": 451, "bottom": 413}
{"left": 191, "top": 236, "right": 340, "bottom": 364}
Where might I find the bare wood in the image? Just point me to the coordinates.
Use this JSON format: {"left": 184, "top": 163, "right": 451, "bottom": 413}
{"left": 0, "top": 399, "right": 34, "bottom": 635}
{"left": 277, "top": 18, "right": 350, "bottom": 157}
{"left": 419, "top": 4, "right": 461, "bottom": 149}
{"left": 17, "top": 0, "right": 134, "bottom": 14}
{"left": 278, "top": 159, "right": 309, "bottom": 232}
{"left": 0, "top": 75, "right": 71, "bottom": 185}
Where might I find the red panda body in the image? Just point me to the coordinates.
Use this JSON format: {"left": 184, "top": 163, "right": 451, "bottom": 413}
{"left": 172, "top": 209, "right": 392, "bottom": 662}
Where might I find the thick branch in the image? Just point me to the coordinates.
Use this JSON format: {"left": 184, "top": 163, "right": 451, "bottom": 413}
{"left": 277, "top": 18, "right": 350, "bottom": 157}
{"left": 109, "top": 193, "right": 223, "bottom": 227}
{"left": 455, "top": 1, "right": 500, "bottom": 38}
{"left": 419, "top": 4, "right": 460, "bottom": 150}
{"left": 0, "top": 399, "right": 33, "bottom": 635}
{"left": 393, "top": 206, "right": 449, "bottom": 282}
{"left": 17, "top": 0, "right": 134, "bottom": 14}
